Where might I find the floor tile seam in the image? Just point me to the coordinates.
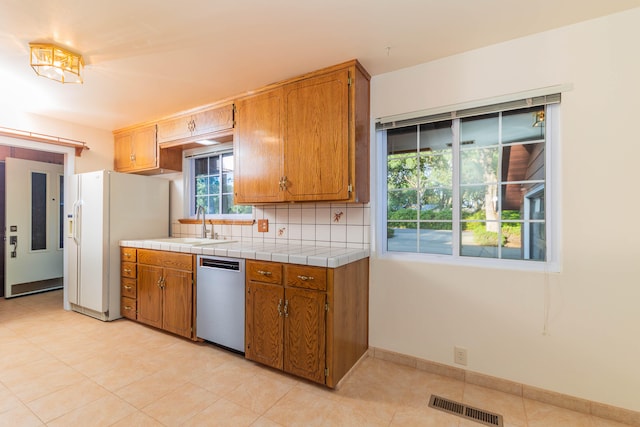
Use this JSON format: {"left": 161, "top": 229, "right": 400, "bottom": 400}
{"left": 23, "top": 378, "right": 114, "bottom": 423}
{"left": 162, "top": 393, "right": 226, "bottom": 427}
{"left": 45, "top": 393, "right": 136, "bottom": 427}
{"left": 118, "top": 377, "right": 191, "bottom": 410}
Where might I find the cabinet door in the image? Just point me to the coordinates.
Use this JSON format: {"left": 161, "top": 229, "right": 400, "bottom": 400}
{"left": 245, "top": 281, "right": 284, "bottom": 370}
{"left": 137, "top": 264, "right": 163, "bottom": 329}
{"left": 162, "top": 268, "right": 193, "bottom": 338}
{"left": 283, "top": 69, "right": 350, "bottom": 201}
{"left": 130, "top": 125, "right": 158, "bottom": 170}
{"left": 234, "top": 88, "right": 285, "bottom": 204}
{"left": 114, "top": 133, "right": 133, "bottom": 171}
{"left": 284, "top": 287, "right": 326, "bottom": 384}
{"left": 157, "top": 115, "right": 192, "bottom": 144}
{"left": 192, "top": 105, "right": 234, "bottom": 136}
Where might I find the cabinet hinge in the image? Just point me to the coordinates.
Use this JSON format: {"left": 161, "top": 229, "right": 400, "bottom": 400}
{"left": 325, "top": 302, "right": 329, "bottom": 312}
{"left": 325, "top": 368, "right": 329, "bottom": 377}
{"left": 347, "top": 77, "right": 352, "bottom": 86}
{"left": 348, "top": 184, "right": 353, "bottom": 193}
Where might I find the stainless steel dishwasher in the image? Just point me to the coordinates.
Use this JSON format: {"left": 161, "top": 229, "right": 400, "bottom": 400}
{"left": 196, "top": 255, "right": 245, "bottom": 353}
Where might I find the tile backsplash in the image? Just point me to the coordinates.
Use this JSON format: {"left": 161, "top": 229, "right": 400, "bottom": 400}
{"left": 172, "top": 203, "right": 370, "bottom": 249}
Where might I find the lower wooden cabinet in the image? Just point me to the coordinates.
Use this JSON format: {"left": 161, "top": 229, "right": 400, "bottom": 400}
{"left": 245, "top": 258, "right": 369, "bottom": 387}
{"left": 120, "top": 248, "right": 137, "bottom": 320}
{"left": 121, "top": 247, "right": 195, "bottom": 340}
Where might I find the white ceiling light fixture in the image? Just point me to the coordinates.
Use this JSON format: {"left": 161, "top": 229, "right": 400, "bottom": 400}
{"left": 29, "top": 43, "right": 84, "bottom": 84}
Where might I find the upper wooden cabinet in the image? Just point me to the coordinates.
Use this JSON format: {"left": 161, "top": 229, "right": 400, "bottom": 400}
{"left": 157, "top": 104, "right": 234, "bottom": 146}
{"left": 113, "top": 124, "right": 182, "bottom": 175}
{"left": 234, "top": 60, "right": 370, "bottom": 204}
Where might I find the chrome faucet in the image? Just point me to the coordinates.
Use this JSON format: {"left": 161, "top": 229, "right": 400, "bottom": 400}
{"left": 196, "top": 206, "right": 208, "bottom": 238}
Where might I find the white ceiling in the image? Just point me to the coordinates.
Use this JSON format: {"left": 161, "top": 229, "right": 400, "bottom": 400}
{"left": 1, "top": 0, "right": 639, "bottom": 131}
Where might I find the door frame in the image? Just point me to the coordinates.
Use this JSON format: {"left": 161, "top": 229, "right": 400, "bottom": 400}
{"left": 0, "top": 135, "right": 75, "bottom": 309}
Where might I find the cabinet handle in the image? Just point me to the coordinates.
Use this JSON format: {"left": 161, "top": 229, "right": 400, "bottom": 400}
{"left": 124, "top": 285, "right": 132, "bottom": 290}
{"left": 157, "top": 277, "right": 165, "bottom": 289}
{"left": 277, "top": 299, "right": 283, "bottom": 317}
{"left": 123, "top": 268, "right": 131, "bottom": 274}
{"left": 124, "top": 253, "right": 131, "bottom": 258}
{"left": 283, "top": 299, "right": 289, "bottom": 318}
{"left": 279, "top": 176, "right": 288, "bottom": 190}
{"left": 257, "top": 270, "right": 272, "bottom": 276}
{"left": 297, "top": 275, "right": 314, "bottom": 281}
{"left": 124, "top": 305, "right": 132, "bottom": 311}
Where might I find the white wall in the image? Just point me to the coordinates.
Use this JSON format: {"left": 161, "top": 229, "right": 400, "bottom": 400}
{"left": 0, "top": 111, "right": 113, "bottom": 172}
{"left": 370, "top": 8, "right": 640, "bottom": 411}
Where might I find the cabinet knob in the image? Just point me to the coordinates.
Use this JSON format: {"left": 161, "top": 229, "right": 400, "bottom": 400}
{"left": 283, "top": 299, "right": 289, "bottom": 318}
{"left": 277, "top": 299, "right": 283, "bottom": 317}
{"left": 124, "top": 253, "right": 131, "bottom": 258}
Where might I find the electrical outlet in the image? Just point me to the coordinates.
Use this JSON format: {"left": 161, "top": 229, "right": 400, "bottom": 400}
{"left": 454, "top": 346, "right": 468, "bottom": 366}
{"left": 257, "top": 219, "right": 269, "bottom": 232}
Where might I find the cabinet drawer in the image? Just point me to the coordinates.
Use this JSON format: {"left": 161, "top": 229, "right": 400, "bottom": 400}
{"left": 121, "top": 247, "right": 137, "bottom": 262}
{"left": 121, "top": 262, "right": 137, "bottom": 278}
{"left": 285, "top": 265, "right": 327, "bottom": 291}
{"left": 138, "top": 249, "right": 193, "bottom": 271}
{"left": 121, "top": 297, "right": 137, "bottom": 320}
{"left": 121, "top": 278, "right": 136, "bottom": 298}
{"left": 247, "top": 260, "right": 283, "bottom": 284}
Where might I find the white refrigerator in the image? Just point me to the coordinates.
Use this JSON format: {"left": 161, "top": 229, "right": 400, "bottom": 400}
{"left": 67, "top": 170, "right": 169, "bottom": 321}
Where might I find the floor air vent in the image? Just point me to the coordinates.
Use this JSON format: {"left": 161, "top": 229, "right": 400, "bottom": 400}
{"left": 428, "top": 395, "right": 504, "bottom": 427}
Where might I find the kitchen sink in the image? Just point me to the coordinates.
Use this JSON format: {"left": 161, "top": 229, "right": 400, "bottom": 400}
{"left": 148, "top": 237, "right": 235, "bottom": 246}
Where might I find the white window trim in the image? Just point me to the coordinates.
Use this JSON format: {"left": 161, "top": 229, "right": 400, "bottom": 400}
{"left": 182, "top": 143, "right": 253, "bottom": 220}
{"left": 374, "top": 104, "right": 561, "bottom": 273}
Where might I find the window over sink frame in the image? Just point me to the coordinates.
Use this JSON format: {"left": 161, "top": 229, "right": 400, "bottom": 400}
{"left": 183, "top": 144, "right": 252, "bottom": 220}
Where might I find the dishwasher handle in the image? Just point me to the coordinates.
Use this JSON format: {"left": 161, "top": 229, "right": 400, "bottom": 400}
{"left": 200, "top": 258, "right": 241, "bottom": 271}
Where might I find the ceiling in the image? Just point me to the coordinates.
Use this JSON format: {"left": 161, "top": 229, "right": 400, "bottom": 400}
{"left": 1, "top": 0, "right": 639, "bottom": 132}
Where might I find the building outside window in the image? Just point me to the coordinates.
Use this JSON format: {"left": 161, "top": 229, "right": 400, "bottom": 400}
{"left": 379, "top": 95, "right": 558, "bottom": 266}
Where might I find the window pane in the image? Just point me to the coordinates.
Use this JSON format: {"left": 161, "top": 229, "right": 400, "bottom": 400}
{"left": 222, "top": 194, "right": 234, "bottom": 214}
{"left": 195, "top": 196, "right": 207, "bottom": 211}
{"left": 502, "top": 222, "right": 523, "bottom": 260}
{"left": 222, "top": 153, "right": 234, "bottom": 172}
{"left": 460, "top": 113, "right": 498, "bottom": 148}
{"left": 419, "top": 121, "right": 452, "bottom": 152}
{"left": 501, "top": 143, "right": 545, "bottom": 182}
{"left": 461, "top": 221, "right": 499, "bottom": 258}
{"left": 387, "top": 126, "right": 417, "bottom": 155}
{"left": 502, "top": 107, "right": 545, "bottom": 143}
{"left": 419, "top": 222, "right": 452, "bottom": 255}
{"left": 421, "top": 188, "right": 452, "bottom": 219}
{"left": 209, "top": 195, "right": 220, "bottom": 215}
{"left": 209, "top": 156, "right": 221, "bottom": 174}
{"left": 421, "top": 153, "right": 452, "bottom": 188}
{"left": 460, "top": 147, "right": 499, "bottom": 185}
{"left": 222, "top": 172, "right": 234, "bottom": 193}
{"left": 388, "top": 154, "right": 419, "bottom": 189}
{"left": 31, "top": 172, "right": 47, "bottom": 251}
{"left": 208, "top": 176, "right": 220, "bottom": 195}
{"left": 461, "top": 184, "right": 498, "bottom": 220}
{"left": 388, "top": 189, "right": 418, "bottom": 218}
{"left": 194, "top": 158, "right": 208, "bottom": 176}
{"left": 387, "top": 222, "right": 417, "bottom": 252}
{"left": 527, "top": 221, "right": 546, "bottom": 261}
{"left": 195, "top": 177, "right": 207, "bottom": 196}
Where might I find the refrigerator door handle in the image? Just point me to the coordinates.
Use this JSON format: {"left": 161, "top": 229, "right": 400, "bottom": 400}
{"left": 73, "top": 201, "right": 82, "bottom": 245}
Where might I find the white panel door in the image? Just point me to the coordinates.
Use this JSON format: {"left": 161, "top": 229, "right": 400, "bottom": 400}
{"left": 5, "top": 158, "right": 64, "bottom": 297}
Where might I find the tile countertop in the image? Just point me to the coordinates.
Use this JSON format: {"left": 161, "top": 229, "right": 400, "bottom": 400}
{"left": 119, "top": 239, "right": 369, "bottom": 268}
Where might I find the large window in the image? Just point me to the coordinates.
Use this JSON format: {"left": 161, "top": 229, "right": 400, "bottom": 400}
{"left": 380, "top": 96, "right": 558, "bottom": 266}
{"left": 185, "top": 147, "right": 251, "bottom": 217}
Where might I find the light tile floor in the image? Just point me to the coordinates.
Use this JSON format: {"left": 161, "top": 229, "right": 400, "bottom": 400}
{"left": 0, "top": 290, "right": 634, "bottom": 427}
